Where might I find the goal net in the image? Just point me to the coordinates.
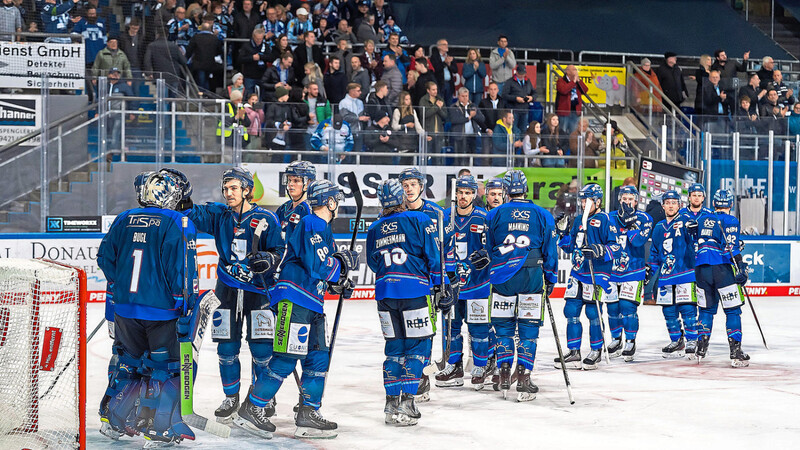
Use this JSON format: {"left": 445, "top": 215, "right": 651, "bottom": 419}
{"left": 0, "top": 259, "right": 86, "bottom": 450}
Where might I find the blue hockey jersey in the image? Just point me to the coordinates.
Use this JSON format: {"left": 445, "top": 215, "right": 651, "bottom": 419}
{"left": 444, "top": 206, "right": 490, "bottom": 299}
{"left": 486, "top": 199, "right": 558, "bottom": 286}
{"left": 272, "top": 214, "right": 340, "bottom": 313}
{"left": 185, "top": 203, "right": 284, "bottom": 294}
{"left": 409, "top": 199, "right": 456, "bottom": 274}
{"left": 695, "top": 211, "right": 740, "bottom": 266}
{"left": 649, "top": 214, "right": 696, "bottom": 286}
{"left": 679, "top": 206, "right": 714, "bottom": 220}
{"left": 70, "top": 18, "right": 107, "bottom": 64}
{"left": 558, "top": 210, "right": 621, "bottom": 290}
{"left": 608, "top": 210, "right": 653, "bottom": 282}
{"left": 366, "top": 210, "right": 446, "bottom": 301}
{"left": 98, "top": 207, "right": 198, "bottom": 321}
{"left": 40, "top": 2, "right": 74, "bottom": 34}
{"left": 275, "top": 199, "right": 311, "bottom": 241}
{"left": 167, "top": 17, "right": 193, "bottom": 48}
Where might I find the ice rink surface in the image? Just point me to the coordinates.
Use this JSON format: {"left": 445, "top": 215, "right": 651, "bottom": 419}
{"left": 86, "top": 297, "right": 800, "bottom": 449}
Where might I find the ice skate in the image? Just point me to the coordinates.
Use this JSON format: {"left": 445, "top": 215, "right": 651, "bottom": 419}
{"left": 234, "top": 397, "right": 275, "bottom": 439}
{"left": 582, "top": 349, "right": 602, "bottom": 370}
{"left": 416, "top": 375, "right": 431, "bottom": 402}
{"left": 295, "top": 404, "right": 338, "bottom": 439}
{"left": 696, "top": 335, "right": 710, "bottom": 362}
{"left": 728, "top": 337, "right": 750, "bottom": 368}
{"left": 214, "top": 393, "right": 239, "bottom": 424}
{"left": 396, "top": 393, "right": 421, "bottom": 426}
{"left": 141, "top": 421, "right": 194, "bottom": 448}
{"left": 554, "top": 349, "right": 582, "bottom": 370}
{"left": 607, "top": 336, "right": 623, "bottom": 358}
{"left": 622, "top": 339, "right": 636, "bottom": 362}
{"left": 470, "top": 358, "right": 495, "bottom": 391}
{"left": 384, "top": 395, "right": 400, "bottom": 425}
{"left": 435, "top": 360, "right": 464, "bottom": 387}
{"left": 685, "top": 339, "right": 698, "bottom": 360}
{"left": 99, "top": 420, "right": 124, "bottom": 441}
{"left": 496, "top": 362, "right": 517, "bottom": 398}
{"left": 662, "top": 336, "right": 685, "bottom": 358}
{"left": 515, "top": 365, "right": 538, "bottom": 402}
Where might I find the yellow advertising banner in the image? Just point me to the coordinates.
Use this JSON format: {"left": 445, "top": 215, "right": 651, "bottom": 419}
{"left": 546, "top": 64, "right": 627, "bottom": 106}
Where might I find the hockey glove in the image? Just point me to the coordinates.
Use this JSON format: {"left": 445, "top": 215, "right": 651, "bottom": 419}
{"left": 685, "top": 220, "right": 699, "bottom": 237}
{"left": 176, "top": 315, "right": 191, "bottom": 340}
{"left": 645, "top": 264, "right": 654, "bottom": 285}
{"left": 619, "top": 203, "right": 638, "bottom": 229}
{"left": 456, "top": 261, "right": 472, "bottom": 288}
{"left": 327, "top": 277, "right": 355, "bottom": 299}
{"left": 332, "top": 249, "right": 360, "bottom": 273}
{"left": 545, "top": 279, "right": 555, "bottom": 297}
{"left": 177, "top": 197, "right": 194, "bottom": 211}
{"left": 555, "top": 212, "right": 571, "bottom": 238}
{"left": 469, "top": 248, "right": 490, "bottom": 271}
{"left": 739, "top": 240, "right": 746, "bottom": 252}
{"left": 734, "top": 255, "right": 749, "bottom": 286}
{"left": 107, "top": 320, "right": 115, "bottom": 340}
{"left": 432, "top": 283, "right": 455, "bottom": 313}
{"left": 581, "top": 243, "right": 605, "bottom": 259}
{"left": 249, "top": 251, "right": 281, "bottom": 275}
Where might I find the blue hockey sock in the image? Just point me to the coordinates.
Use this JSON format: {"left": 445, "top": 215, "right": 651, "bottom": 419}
{"left": 679, "top": 304, "right": 699, "bottom": 340}
{"left": 607, "top": 301, "right": 623, "bottom": 339}
{"left": 249, "top": 356, "right": 295, "bottom": 408}
{"left": 725, "top": 307, "right": 743, "bottom": 341}
{"left": 217, "top": 341, "right": 241, "bottom": 396}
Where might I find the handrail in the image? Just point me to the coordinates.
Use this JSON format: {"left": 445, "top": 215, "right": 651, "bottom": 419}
{"left": 626, "top": 62, "right": 702, "bottom": 135}
{"left": 0, "top": 31, "right": 85, "bottom": 43}
{"left": 429, "top": 44, "right": 575, "bottom": 64}
{"left": 579, "top": 49, "right": 800, "bottom": 72}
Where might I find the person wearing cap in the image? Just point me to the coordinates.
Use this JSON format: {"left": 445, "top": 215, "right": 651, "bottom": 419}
{"left": 228, "top": 72, "right": 245, "bottom": 98}
{"left": 555, "top": 64, "right": 589, "bottom": 134}
{"left": 500, "top": 63, "right": 535, "bottom": 133}
{"left": 655, "top": 51, "right": 687, "bottom": 110}
{"left": 260, "top": 51, "right": 296, "bottom": 102}
{"left": 287, "top": 6, "right": 312, "bottom": 44}
{"left": 380, "top": 14, "right": 407, "bottom": 44}
{"left": 93, "top": 33, "right": 133, "bottom": 82}
{"left": 352, "top": 0, "right": 371, "bottom": 30}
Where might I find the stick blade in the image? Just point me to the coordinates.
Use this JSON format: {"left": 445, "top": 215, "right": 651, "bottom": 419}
{"left": 184, "top": 413, "right": 231, "bottom": 438}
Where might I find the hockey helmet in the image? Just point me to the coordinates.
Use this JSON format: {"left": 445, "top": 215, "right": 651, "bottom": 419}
{"left": 307, "top": 179, "right": 344, "bottom": 208}
{"left": 713, "top": 189, "right": 734, "bottom": 209}
{"left": 579, "top": 183, "right": 603, "bottom": 200}
{"left": 222, "top": 167, "right": 254, "bottom": 194}
{"left": 142, "top": 171, "right": 183, "bottom": 210}
{"left": 503, "top": 170, "right": 528, "bottom": 196}
{"left": 485, "top": 177, "right": 504, "bottom": 192}
{"left": 455, "top": 175, "right": 479, "bottom": 193}
{"left": 618, "top": 185, "right": 639, "bottom": 201}
{"left": 377, "top": 179, "right": 405, "bottom": 208}
{"left": 397, "top": 167, "right": 426, "bottom": 188}
{"left": 283, "top": 160, "right": 317, "bottom": 186}
{"left": 160, "top": 168, "right": 192, "bottom": 201}
{"left": 134, "top": 171, "right": 155, "bottom": 205}
{"left": 688, "top": 183, "right": 706, "bottom": 195}
{"left": 661, "top": 190, "right": 681, "bottom": 203}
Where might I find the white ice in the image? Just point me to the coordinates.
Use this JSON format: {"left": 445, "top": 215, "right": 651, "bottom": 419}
{"left": 85, "top": 297, "right": 800, "bottom": 449}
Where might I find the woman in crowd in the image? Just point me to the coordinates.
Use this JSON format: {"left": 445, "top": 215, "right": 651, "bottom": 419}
{"left": 521, "top": 120, "right": 549, "bottom": 167}
{"left": 540, "top": 113, "right": 566, "bottom": 167}
{"left": 462, "top": 48, "right": 487, "bottom": 105}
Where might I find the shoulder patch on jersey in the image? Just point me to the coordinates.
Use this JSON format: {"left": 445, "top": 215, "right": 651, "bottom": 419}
{"left": 250, "top": 218, "right": 261, "bottom": 229}
{"left": 673, "top": 221, "right": 683, "bottom": 229}
{"left": 590, "top": 219, "right": 601, "bottom": 227}
{"left": 470, "top": 224, "right": 485, "bottom": 233}
{"left": 289, "top": 213, "right": 301, "bottom": 224}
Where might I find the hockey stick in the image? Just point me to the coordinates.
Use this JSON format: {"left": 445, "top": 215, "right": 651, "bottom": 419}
{"left": 544, "top": 287, "right": 575, "bottom": 405}
{"left": 323, "top": 171, "right": 362, "bottom": 397}
{"left": 180, "top": 216, "right": 231, "bottom": 438}
{"left": 436, "top": 208, "right": 452, "bottom": 371}
{"left": 581, "top": 202, "right": 612, "bottom": 365}
{"left": 40, "top": 317, "right": 106, "bottom": 400}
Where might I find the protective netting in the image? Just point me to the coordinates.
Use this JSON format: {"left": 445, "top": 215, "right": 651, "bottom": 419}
{"left": 0, "top": 259, "right": 85, "bottom": 450}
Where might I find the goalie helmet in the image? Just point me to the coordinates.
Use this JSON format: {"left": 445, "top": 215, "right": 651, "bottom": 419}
{"left": 377, "top": 179, "right": 404, "bottom": 208}
{"left": 160, "top": 168, "right": 192, "bottom": 201}
{"left": 142, "top": 171, "right": 183, "bottom": 210}
{"left": 134, "top": 171, "right": 155, "bottom": 206}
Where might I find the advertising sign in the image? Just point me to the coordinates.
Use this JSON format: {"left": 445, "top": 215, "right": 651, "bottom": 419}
{"left": 0, "top": 95, "right": 40, "bottom": 146}
{"left": 546, "top": 64, "right": 627, "bottom": 106}
{"left": 0, "top": 42, "right": 85, "bottom": 89}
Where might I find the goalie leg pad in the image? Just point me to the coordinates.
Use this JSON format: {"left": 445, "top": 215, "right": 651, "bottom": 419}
{"left": 138, "top": 349, "right": 195, "bottom": 443}
{"left": 564, "top": 298, "right": 584, "bottom": 350}
{"left": 217, "top": 341, "right": 242, "bottom": 395}
{"left": 102, "top": 352, "right": 144, "bottom": 434}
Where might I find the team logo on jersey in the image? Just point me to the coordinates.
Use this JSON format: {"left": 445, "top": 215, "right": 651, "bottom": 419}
{"left": 470, "top": 224, "right": 485, "bottom": 233}
{"left": 381, "top": 222, "right": 398, "bottom": 234}
{"left": 510, "top": 210, "right": 530, "bottom": 220}
{"left": 704, "top": 219, "right": 715, "bottom": 228}
{"left": 456, "top": 232, "right": 466, "bottom": 240}
{"left": 289, "top": 213, "right": 301, "bottom": 224}
{"left": 662, "top": 254, "right": 676, "bottom": 274}
{"left": 590, "top": 219, "right": 601, "bottom": 227}
{"left": 613, "top": 252, "right": 630, "bottom": 272}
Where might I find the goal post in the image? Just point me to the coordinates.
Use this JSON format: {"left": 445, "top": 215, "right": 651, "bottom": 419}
{"left": 0, "top": 258, "right": 87, "bottom": 450}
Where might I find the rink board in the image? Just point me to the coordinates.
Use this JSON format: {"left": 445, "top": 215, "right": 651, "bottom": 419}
{"left": 0, "top": 234, "right": 797, "bottom": 300}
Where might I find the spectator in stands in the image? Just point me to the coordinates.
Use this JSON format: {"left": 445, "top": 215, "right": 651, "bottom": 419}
{"left": 220, "top": 90, "right": 251, "bottom": 148}
{"left": 352, "top": 0, "right": 370, "bottom": 29}
{"left": 479, "top": 81, "right": 502, "bottom": 164}
{"left": 212, "top": 2, "right": 233, "bottom": 42}
{"left": 0, "top": 0, "right": 23, "bottom": 41}
{"left": 521, "top": 121, "right": 547, "bottom": 167}
{"left": 555, "top": 64, "right": 588, "bottom": 134}
{"left": 339, "top": 82, "right": 370, "bottom": 149}
{"left": 381, "top": 15, "right": 407, "bottom": 44}
{"left": 287, "top": 6, "right": 312, "bottom": 44}
{"left": 233, "top": 0, "right": 262, "bottom": 40}
{"left": 758, "top": 88, "right": 788, "bottom": 135}
{"left": 734, "top": 95, "right": 759, "bottom": 133}
{"left": 501, "top": 63, "right": 535, "bottom": 133}
{"left": 449, "top": 87, "right": 485, "bottom": 164}
{"left": 361, "top": 39, "right": 383, "bottom": 82}
{"left": 757, "top": 56, "right": 775, "bottom": 89}
{"left": 323, "top": 57, "right": 347, "bottom": 103}
{"left": 262, "top": 6, "right": 285, "bottom": 41}
{"left": 331, "top": 37, "right": 353, "bottom": 76}
{"left": 598, "top": 120, "right": 627, "bottom": 169}
{"left": 492, "top": 109, "right": 523, "bottom": 166}
{"left": 185, "top": 20, "right": 222, "bottom": 91}
{"left": 143, "top": 28, "right": 188, "bottom": 94}
{"left": 356, "top": 13, "right": 378, "bottom": 43}
{"left": 569, "top": 117, "right": 600, "bottom": 168}
{"left": 419, "top": 81, "right": 447, "bottom": 154}
{"left": 738, "top": 72, "right": 765, "bottom": 116}
{"left": 243, "top": 92, "right": 264, "bottom": 150}
{"left": 167, "top": 6, "right": 192, "bottom": 50}
{"left": 313, "top": 0, "right": 338, "bottom": 26}
{"left": 381, "top": 53, "right": 402, "bottom": 104}
{"left": 120, "top": 19, "right": 144, "bottom": 90}
{"left": 41, "top": 0, "right": 78, "bottom": 35}
{"left": 269, "top": 34, "right": 292, "bottom": 65}
{"left": 364, "top": 110, "right": 398, "bottom": 164}
{"left": 302, "top": 62, "right": 326, "bottom": 99}
{"left": 93, "top": 35, "right": 132, "bottom": 81}
{"left": 540, "top": 113, "right": 565, "bottom": 167}
{"left": 265, "top": 85, "right": 302, "bottom": 155}
{"left": 365, "top": 80, "right": 392, "bottom": 123}
{"left": 261, "top": 51, "right": 296, "bottom": 102}
{"left": 239, "top": 28, "right": 269, "bottom": 96}
{"left": 303, "top": 82, "right": 331, "bottom": 148}
{"left": 410, "top": 57, "right": 436, "bottom": 105}
{"left": 431, "top": 39, "right": 458, "bottom": 103}
{"left": 463, "top": 48, "right": 487, "bottom": 105}
{"left": 789, "top": 102, "right": 800, "bottom": 136}
{"left": 107, "top": 67, "right": 134, "bottom": 151}
{"left": 228, "top": 72, "right": 244, "bottom": 99}
{"left": 633, "top": 58, "right": 662, "bottom": 111}
{"left": 315, "top": 16, "right": 333, "bottom": 43}
{"left": 71, "top": 6, "right": 106, "bottom": 100}
{"left": 332, "top": 18, "right": 357, "bottom": 44}
{"left": 701, "top": 69, "right": 728, "bottom": 132}
{"left": 383, "top": 32, "right": 409, "bottom": 83}
{"left": 392, "top": 90, "right": 425, "bottom": 159}
{"left": 489, "top": 35, "right": 515, "bottom": 93}
{"left": 311, "top": 111, "right": 354, "bottom": 163}
{"left": 350, "top": 56, "right": 371, "bottom": 100}
{"left": 655, "top": 51, "right": 687, "bottom": 109}
{"left": 371, "top": 0, "right": 393, "bottom": 30}
{"left": 692, "top": 54, "right": 711, "bottom": 115}
{"left": 768, "top": 70, "right": 795, "bottom": 108}
{"left": 293, "top": 31, "right": 325, "bottom": 75}
{"left": 711, "top": 48, "right": 749, "bottom": 93}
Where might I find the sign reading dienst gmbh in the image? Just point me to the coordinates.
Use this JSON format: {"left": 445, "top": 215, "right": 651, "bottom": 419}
{"left": 0, "top": 42, "right": 85, "bottom": 89}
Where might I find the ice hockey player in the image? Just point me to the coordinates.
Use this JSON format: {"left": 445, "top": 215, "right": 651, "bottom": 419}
{"left": 470, "top": 170, "right": 557, "bottom": 400}
{"left": 555, "top": 183, "right": 621, "bottom": 370}
{"left": 484, "top": 177, "right": 505, "bottom": 211}
{"left": 367, "top": 179, "right": 453, "bottom": 425}
{"left": 648, "top": 190, "right": 700, "bottom": 359}
{"left": 435, "top": 175, "right": 495, "bottom": 390}
{"left": 397, "top": 167, "right": 455, "bottom": 401}
{"left": 276, "top": 160, "right": 316, "bottom": 240}
{"left": 693, "top": 189, "right": 750, "bottom": 367}
{"left": 182, "top": 167, "right": 285, "bottom": 424}
{"left": 680, "top": 183, "right": 713, "bottom": 219}
{"left": 236, "top": 179, "right": 357, "bottom": 439}
{"left": 97, "top": 170, "right": 199, "bottom": 446}
{"left": 606, "top": 186, "right": 653, "bottom": 361}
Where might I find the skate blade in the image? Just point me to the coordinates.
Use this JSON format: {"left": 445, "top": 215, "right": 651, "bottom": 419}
{"left": 502, "top": 389, "right": 508, "bottom": 399}
{"left": 415, "top": 392, "right": 430, "bottom": 403}
{"left": 295, "top": 426, "right": 338, "bottom": 439}
{"left": 422, "top": 364, "right": 438, "bottom": 376}
{"left": 99, "top": 422, "right": 123, "bottom": 441}
{"left": 516, "top": 392, "right": 536, "bottom": 402}
{"left": 554, "top": 361, "right": 583, "bottom": 370}
{"left": 392, "top": 414, "right": 418, "bottom": 427}
{"left": 434, "top": 379, "right": 464, "bottom": 388}
{"left": 661, "top": 351, "right": 685, "bottom": 359}
{"left": 233, "top": 417, "right": 273, "bottom": 439}
{"left": 216, "top": 413, "right": 238, "bottom": 425}
{"left": 685, "top": 353, "right": 697, "bottom": 361}
{"left": 143, "top": 440, "right": 176, "bottom": 449}
{"left": 582, "top": 363, "right": 599, "bottom": 370}
{"left": 731, "top": 360, "right": 750, "bottom": 368}
{"left": 608, "top": 349, "right": 623, "bottom": 358}
{"left": 623, "top": 355, "right": 635, "bottom": 362}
